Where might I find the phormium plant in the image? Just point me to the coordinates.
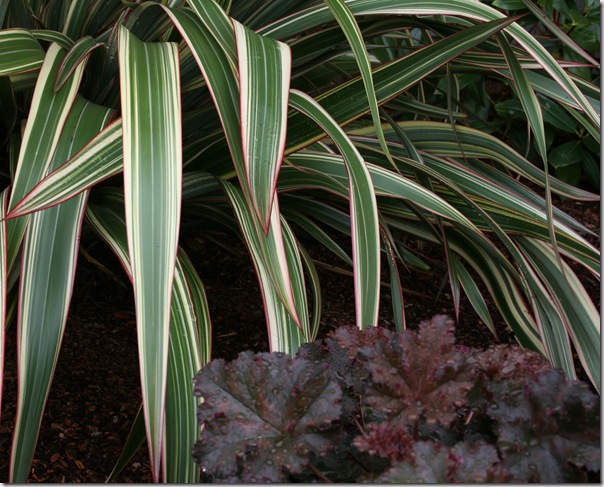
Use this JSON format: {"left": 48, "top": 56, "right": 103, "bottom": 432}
{"left": 0, "top": 0, "right": 600, "bottom": 482}
{"left": 192, "top": 316, "right": 601, "bottom": 482}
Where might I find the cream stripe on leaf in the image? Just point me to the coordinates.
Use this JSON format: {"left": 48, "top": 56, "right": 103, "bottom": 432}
{"left": 85, "top": 188, "right": 210, "bottom": 481}
{"left": 118, "top": 25, "right": 182, "bottom": 483}
{"left": 10, "top": 97, "right": 113, "bottom": 482}
{"left": 7, "top": 42, "right": 86, "bottom": 272}
{"left": 289, "top": 90, "right": 380, "bottom": 330}
{"left": 233, "top": 19, "right": 291, "bottom": 232}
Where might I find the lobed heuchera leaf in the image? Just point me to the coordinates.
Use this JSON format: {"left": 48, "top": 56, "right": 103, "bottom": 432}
{"left": 297, "top": 325, "right": 393, "bottom": 419}
{"left": 192, "top": 351, "right": 342, "bottom": 482}
{"left": 472, "top": 343, "right": 552, "bottom": 385}
{"left": 372, "top": 440, "right": 510, "bottom": 483}
{"left": 487, "top": 368, "right": 600, "bottom": 482}
{"left": 363, "top": 315, "right": 474, "bottom": 426}
{"left": 372, "top": 441, "right": 457, "bottom": 483}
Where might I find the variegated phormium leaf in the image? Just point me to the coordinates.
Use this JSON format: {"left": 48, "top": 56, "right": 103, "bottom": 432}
{"left": 118, "top": 25, "right": 182, "bottom": 482}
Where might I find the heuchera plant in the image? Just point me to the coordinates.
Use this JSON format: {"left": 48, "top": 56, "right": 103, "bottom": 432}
{"left": 192, "top": 316, "right": 600, "bottom": 483}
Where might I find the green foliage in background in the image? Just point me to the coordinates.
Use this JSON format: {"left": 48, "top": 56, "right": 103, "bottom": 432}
{"left": 0, "top": 0, "right": 599, "bottom": 482}
{"left": 485, "top": 0, "right": 600, "bottom": 188}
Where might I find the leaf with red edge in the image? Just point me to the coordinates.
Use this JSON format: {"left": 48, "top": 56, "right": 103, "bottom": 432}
{"left": 364, "top": 315, "right": 474, "bottom": 426}
{"left": 192, "top": 351, "right": 342, "bottom": 482}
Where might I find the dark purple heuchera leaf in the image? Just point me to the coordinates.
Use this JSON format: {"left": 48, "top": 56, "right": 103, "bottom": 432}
{"left": 192, "top": 351, "right": 342, "bottom": 482}
{"left": 364, "top": 315, "right": 474, "bottom": 426}
{"left": 452, "top": 441, "right": 511, "bottom": 483}
{"left": 353, "top": 422, "right": 414, "bottom": 463}
{"left": 488, "top": 368, "right": 600, "bottom": 482}
{"left": 330, "top": 324, "right": 394, "bottom": 359}
{"left": 372, "top": 440, "right": 510, "bottom": 483}
{"left": 298, "top": 325, "right": 393, "bottom": 420}
{"left": 472, "top": 343, "right": 551, "bottom": 384}
{"left": 372, "top": 441, "right": 456, "bottom": 483}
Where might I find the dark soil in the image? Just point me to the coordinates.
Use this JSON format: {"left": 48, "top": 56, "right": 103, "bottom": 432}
{"left": 0, "top": 198, "right": 599, "bottom": 483}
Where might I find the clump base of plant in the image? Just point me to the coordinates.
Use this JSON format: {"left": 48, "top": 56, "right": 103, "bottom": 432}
{"left": 192, "top": 316, "right": 600, "bottom": 483}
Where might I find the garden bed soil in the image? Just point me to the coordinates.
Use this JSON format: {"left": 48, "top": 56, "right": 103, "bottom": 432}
{"left": 0, "top": 197, "right": 599, "bottom": 482}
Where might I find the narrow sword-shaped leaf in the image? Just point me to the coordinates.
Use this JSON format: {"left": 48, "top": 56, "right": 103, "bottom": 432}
{"left": 87, "top": 188, "right": 211, "bottom": 482}
{"left": 0, "top": 190, "right": 9, "bottom": 424}
{"left": 450, "top": 254, "right": 494, "bottom": 334}
{"left": 289, "top": 90, "right": 380, "bottom": 329}
{"left": 323, "top": 0, "right": 395, "bottom": 169}
{"left": 516, "top": 236, "right": 600, "bottom": 391}
{"left": 54, "top": 36, "right": 104, "bottom": 92}
{"left": 164, "top": 7, "right": 301, "bottom": 326}
{"left": 0, "top": 29, "right": 44, "bottom": 75}
{"left": 222, "top": 180, "right": 306, "bottom": 353}
{"left": 186, "top": 0, "right": 238, "bottom": 70}
{"left": 233, "top": 19, "right": 291, "bottom": 231}
{"left": 118, "top": 25, "right": 182, "bottom": 482}
{"left": 31, "top": 30, "right": 74, "bottom": 49}
{"left": 62, "top": 0, "right": 92, "bottom": 39}
{"left": 10, "top": 97, "right": 113, "bottom": 482}
{"left": 263, "top": 0, "right": 598, "bottom": 126}
{"left": 283, "top": 16, "right": 517, "bottom": 153}
{"left": 106, "top": 405, "right": 146, "bottom": 482}
{"left": 498, "top": 31, "right": 567, "bottom": 293}
{"left": 519, "top": 0, "right": 599, "bottom": 66}
{"left": 164, "top": 248, "right": 210, "bottom": 482}
{"left": 6, "top": 42, "right": 86, "bottom": 272}
{"left": 297, "top": 244, "right": 322, "bottom": 342}
{"left": 7, "top": 120, "right": 122, "bottom": 219}
{"left": 380, "top": 225, "right": 405, "bottom": 331}
{"left": 281, "top": 152, "right": 480, "bottom": 231}
{"left": 358, "top": 121, "right": 597, "bottom": 201}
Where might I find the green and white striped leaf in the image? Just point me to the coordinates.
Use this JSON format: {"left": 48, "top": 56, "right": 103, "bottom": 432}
{"left": 281, "top": 208, "right": 353, "bottom": 267}
{"left": 31, "top": 29, "right": 75, "bottom": 49}
{"left": 7, "top": 42, "right": 86, "bottom": 272}
{"left": 324, "top": 0, "right": 394, "bottom": 168}
{"left": 380, "top": 225, "right": 405, "bottom": 331}
{"left": 186, "top": 0, "right": 238, "bottom": 72}
{"left": 233, "top": 19, "right": 291, "bottom": 231}
{"left": 450, "top": 254, "right": 494, "bottom": 334}
{"left": 164, "top": 248, "right": 209, "bottom": 483}
{"left": 0, "top": 29, "right": 44, "bottom": 75}
{"left": 263, "top": 0, "right": 598, "bottom": 126}
{"left": 10, "top": 97, "right": 113, "bottom": 482}
{"left": 118, "top": 25, "right": 182, "bottom": 482}
{"left": 284, "top": 16, "right": 517, "bottom": 153}
{"left": 289, "top": 90, "right": 380, "bottom": 329}
{"left": 86, "top": 189, "right": 211, "bottom": 482}
{"left": 498, "top": 32, "right": 566, "bottom": 281}
{"left": 518, "top": 0, "right": 599, "bottom": 66}
{"left": 165, "top": 6, "right": 301, "bottom": 326}
{"left": 360, "top": 121, "right": 597, "bottom": 201}
{"left": 516, "top": 236, "right": 600, "bottom": 391}
{"left": 55, "top": 36, "right": 104, "bottom": 92}
{"left": 7, "top": 120, "right": 122, "bottom": 219}
{"left": 281, "top": 152, "right": 479, "bottom": 232}
{"left": 62, "top": 0, "right": 92, "bottom": 39}
{"left": 222, "top": 180, "right": 306, "bottom": 353}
